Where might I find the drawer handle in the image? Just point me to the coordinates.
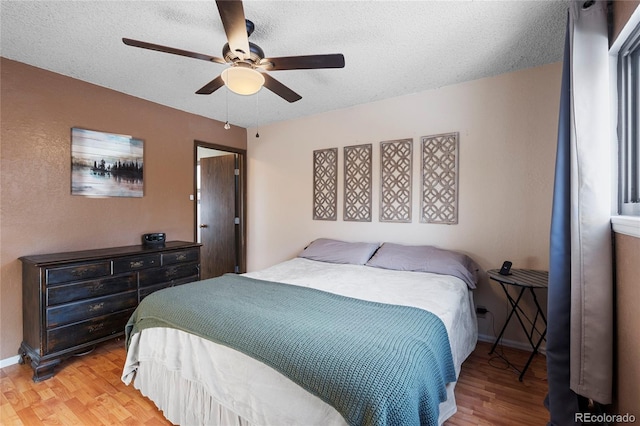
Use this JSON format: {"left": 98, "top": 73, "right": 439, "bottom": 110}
{"left": 176, "top": 254, "right": 187, "bottom": 261}
{"left": 72, "top": 267, "right": 91, "bottom": 277}
{"left": 165, "top": 267, "right": 178, "bottom": 278}
{"left": 90, "top": 283, "right": 105, "bottom": 294}
{"left": 130, "top": 260, "right": 144, "bottom": 268}
{"left": 89, "top": 302, "right": 104, "bottom": 312}
{"left": 89, "top": 323, "right": 104, "bottom": 333}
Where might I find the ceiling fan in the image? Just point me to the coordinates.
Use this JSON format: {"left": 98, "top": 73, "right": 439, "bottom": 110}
{"left": 123, "top": 0, "right": 345, "bottom": 103}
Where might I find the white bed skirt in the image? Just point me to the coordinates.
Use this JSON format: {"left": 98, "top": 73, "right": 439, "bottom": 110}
{"left": 124, "top": 328, "right": 459, "bottom": 426}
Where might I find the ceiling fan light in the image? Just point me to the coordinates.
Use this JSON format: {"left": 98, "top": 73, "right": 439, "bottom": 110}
{"left": 221, "top": 67, "right": 265, "bottom": 95}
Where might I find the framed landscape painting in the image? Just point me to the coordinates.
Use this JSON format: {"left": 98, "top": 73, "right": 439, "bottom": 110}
{"left": 71, "top": 128, "right": 144, "bottom": 197}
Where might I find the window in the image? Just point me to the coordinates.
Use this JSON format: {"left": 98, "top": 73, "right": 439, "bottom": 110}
{"left": 618, "top": 21, "right": 640, "bottom": 216}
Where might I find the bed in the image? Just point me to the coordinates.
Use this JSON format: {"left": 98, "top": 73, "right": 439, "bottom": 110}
{"left": 122, "top": 240, "right": 479, "bottom": 426}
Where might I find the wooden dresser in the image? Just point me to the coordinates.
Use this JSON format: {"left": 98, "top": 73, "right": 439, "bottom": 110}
{"left": 19, "top": 241, "right": 201, "bottom": 381}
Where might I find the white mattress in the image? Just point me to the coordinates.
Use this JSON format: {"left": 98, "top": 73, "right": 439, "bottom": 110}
{"left": 122, "top": 258, "right": 478, "bottom": 425}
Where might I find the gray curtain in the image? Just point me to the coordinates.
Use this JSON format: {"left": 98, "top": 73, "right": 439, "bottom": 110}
{"left": 546, "top": 1, "right": 613, "bottom": 423}
{"left": 566, "top": 0, "right": 612, "bottom": 404}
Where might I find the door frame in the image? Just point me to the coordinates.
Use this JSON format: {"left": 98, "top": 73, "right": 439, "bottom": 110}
{"left": 194, "top": 140, "right": 247, "bottom": 273}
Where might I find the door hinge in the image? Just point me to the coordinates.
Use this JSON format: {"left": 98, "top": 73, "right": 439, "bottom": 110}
{"left": 234, "top": 168, "right": 240, "bottom": 176}
{"left": 234, "top": 217, "right": 240, "bottom": 225}
{"left": 234, "top": 265, "right": 240, "bottom": 273}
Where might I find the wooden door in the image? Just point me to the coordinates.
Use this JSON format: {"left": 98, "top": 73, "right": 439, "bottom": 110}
{"left": 200, "top": 154, "right": 237, "bottom": 279}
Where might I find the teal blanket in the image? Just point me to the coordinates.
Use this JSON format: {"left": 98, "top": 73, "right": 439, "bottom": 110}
{"left": 125, "top": 274, "right": 456, "bottom": 426}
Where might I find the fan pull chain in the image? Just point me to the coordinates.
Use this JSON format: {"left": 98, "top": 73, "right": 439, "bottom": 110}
{"left": 224, "top": 74, "right": 231, "bottom": 130}
{"left": 255, "top": 92, "right": 260, "bottom": 138}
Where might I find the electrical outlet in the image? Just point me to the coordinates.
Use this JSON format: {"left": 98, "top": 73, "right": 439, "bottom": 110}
{"left": 476, "top": 305, "right": 488, "bottom": 318}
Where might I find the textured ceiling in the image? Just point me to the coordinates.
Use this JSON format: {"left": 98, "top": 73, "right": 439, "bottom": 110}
{"left": 1, "top": 1, "right": 569, "bottom": 129}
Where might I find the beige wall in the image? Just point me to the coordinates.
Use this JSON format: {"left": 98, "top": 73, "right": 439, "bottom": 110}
{"left": 611, "top": 0, "right": 640, "bottom": 45}
{"left": 247, "top": 62, "right": 562, "bottom": 347}
{"left": 614, "top": 233, "right": 640, "bottom": 420}
{"left": 0, "top": 58, "right": 247, "bottom": 360}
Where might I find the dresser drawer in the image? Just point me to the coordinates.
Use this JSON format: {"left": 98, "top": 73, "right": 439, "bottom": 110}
{"left": 138, "top": 275, "right": 199, "bottom": 300}
{"left": 46, "top": 309, "right": 134, "bottom": 354}
{"left": 47, "top": 274, "right": 137, "bottom": 306}
{"left": 46, "top": 261, "right": 111, "bottom": 285}
{"left": 163, "top": 249, "right": 199, "bottom": 265}
{"left": 113, "top": 254, "right": 161, "bottom": 274}
{"left": 171, "top": 275, "right": 200, "bottom": 287}
{"left": 139, "top": 282, "right": 172, "bottom": 301}
{"left": 138, "top": 263, "right": 199, "bottom": 287}
{"left": 46, "top": 291, "right": 138, "bottom": 328}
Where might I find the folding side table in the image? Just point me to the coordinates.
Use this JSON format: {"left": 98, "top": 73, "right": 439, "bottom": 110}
{"left": 487, "top": 268, "right": 548, "bottom": 381}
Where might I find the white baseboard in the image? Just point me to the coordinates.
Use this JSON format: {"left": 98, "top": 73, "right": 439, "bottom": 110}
{"left": 0, "top": 355, "right": 21, "bottom": 369}
{"left": 478, "top": 333, "right": 547, "bottom": 356}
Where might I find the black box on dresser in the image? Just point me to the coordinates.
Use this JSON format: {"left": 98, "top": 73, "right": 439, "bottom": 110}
{"left": 19, "top": 241, "right": 201, "bottom": 382}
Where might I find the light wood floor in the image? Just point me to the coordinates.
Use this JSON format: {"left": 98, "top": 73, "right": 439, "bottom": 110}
{"left": 1, "top": 340, "right": 548, "bottom": 425}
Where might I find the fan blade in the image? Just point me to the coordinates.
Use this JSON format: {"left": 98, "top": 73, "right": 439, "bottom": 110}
{"left": 123, "top": 38, "right": 226, "bottom": 64}
{"left": 259, "top": 54, "right": 345, "bottom": 71}
{"left": 196, "top": 75, "right": 225, "bottom": 95}
{"left": 262, "top": 73, "right": 302, "bottom": 103}
{"left": 216, "top": 0, "right": 250, "bottom": 60}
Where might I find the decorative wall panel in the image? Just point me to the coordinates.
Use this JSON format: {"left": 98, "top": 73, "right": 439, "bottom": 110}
{"left": 344, "top": 144, "right": 372, "bottom": 222}
{"left": 420, "top": 132, "right": 459, "bottom": 224}
{"left": 313, "top": 148, "right": 338, "bottom": 221}
{"left": 380, "top": 139, "right": 413, "bottom": 222}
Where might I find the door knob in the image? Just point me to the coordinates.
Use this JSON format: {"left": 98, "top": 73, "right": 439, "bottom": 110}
{"left": 199, "top": 224, "right": 208, "bottom": 228}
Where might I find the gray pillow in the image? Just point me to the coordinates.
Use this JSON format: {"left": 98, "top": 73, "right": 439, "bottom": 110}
{"left": 298, "top": 238, "right": 380, "bottom": 265}
{"left": 366, "top": 242, "right": 480, "bottom": 289}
